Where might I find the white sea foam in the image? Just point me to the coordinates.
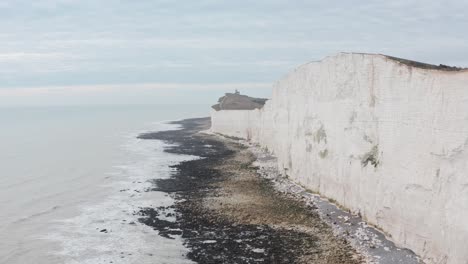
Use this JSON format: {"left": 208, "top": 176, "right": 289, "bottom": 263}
{"left": 45, "top": 122, "right": 197, "bottom": 264}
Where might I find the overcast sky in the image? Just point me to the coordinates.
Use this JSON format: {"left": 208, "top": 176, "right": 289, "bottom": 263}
{"left": 1, "top": 0, "right": 467, "bottom": 106}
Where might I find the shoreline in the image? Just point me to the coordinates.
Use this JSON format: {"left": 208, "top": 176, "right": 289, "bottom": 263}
{"left": 138, "top": 118, "right": 362, "bottom": 263}
{"left": 45, "top": 121, "right": 194, "bottom": 264}
{"left": 239, "top": 138, "right": 421, "bottom": 264}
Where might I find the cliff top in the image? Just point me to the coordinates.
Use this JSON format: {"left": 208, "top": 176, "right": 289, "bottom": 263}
{"left": 311, "top": 53, "right": 467, "bottom": 72}
{"left": 383, "top": 55, "right": 465, "bottom": 71}
{"left": 212, "top": 91, "right": 267, "bottom": 111}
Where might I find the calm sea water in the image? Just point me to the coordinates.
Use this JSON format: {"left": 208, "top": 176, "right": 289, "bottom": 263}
{"left": 0, "top": 104, "right": 207, "bottom": 264}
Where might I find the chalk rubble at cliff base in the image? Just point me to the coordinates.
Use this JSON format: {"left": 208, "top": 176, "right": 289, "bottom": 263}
{"left": 242, "top": 137, "right": 421, "bottom": 264}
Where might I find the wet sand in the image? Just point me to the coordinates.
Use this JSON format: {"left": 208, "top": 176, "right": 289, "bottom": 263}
{"left": 137, "top": 118, "right": 362, "bottom": 263}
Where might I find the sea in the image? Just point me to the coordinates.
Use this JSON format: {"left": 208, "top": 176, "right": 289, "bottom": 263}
{"left": 0, "top": 104, "right": 208, "bottom": 264}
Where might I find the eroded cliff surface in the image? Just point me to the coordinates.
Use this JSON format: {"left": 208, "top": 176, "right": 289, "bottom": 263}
{"left": 211, "top": 53, "right": 468, "bottom": 264}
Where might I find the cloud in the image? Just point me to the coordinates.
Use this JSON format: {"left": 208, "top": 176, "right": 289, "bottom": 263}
{"left": 0, "top": 52, "right": 70, "bottom": 62}
{"left": 0, "top": 82, "right": 271, "bottom": 97}
{"left": 0, "top": 82, "right": 273, "bottom": 106}
{"left": 0, "top": 0, "right": 467, "bottom": 92}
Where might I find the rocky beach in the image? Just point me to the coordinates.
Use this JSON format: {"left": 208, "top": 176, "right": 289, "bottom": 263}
{"left": 137, "top": 118, "right": 363, "bottom": 263}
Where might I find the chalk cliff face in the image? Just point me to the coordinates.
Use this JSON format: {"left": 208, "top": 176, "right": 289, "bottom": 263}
{"left": 211, "top": 53, "right": 468, "bottom": 264}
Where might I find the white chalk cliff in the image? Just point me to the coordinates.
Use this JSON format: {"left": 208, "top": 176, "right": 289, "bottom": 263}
{"left": 210, "top": 53, "right": 468, "bottom": 264}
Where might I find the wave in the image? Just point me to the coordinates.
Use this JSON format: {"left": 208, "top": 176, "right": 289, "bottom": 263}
{"left": 12, "top": 205, "right": 62, "bottom": 224}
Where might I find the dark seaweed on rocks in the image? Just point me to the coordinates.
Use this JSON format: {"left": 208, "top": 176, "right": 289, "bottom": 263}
{"left": 137, "top": 118, "right": 325, "bottom": 264}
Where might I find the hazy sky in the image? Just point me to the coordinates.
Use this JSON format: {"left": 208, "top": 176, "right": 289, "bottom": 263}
{"left": 1, "top": 0, "right": 467, "bottom": 106}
